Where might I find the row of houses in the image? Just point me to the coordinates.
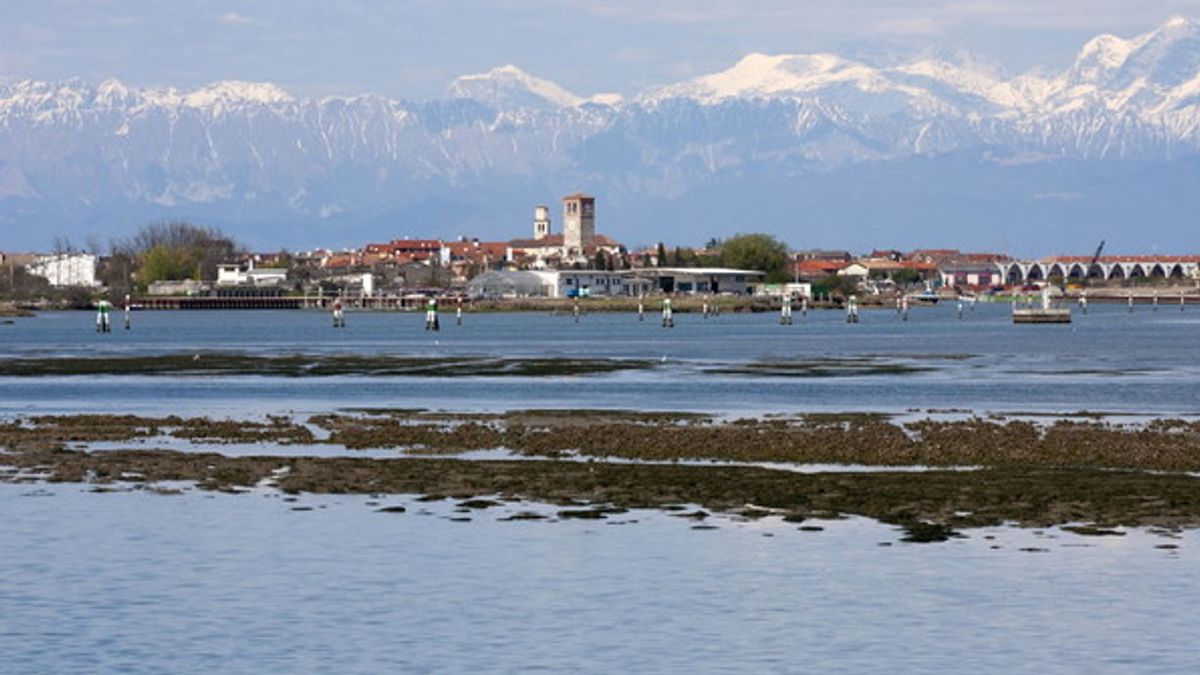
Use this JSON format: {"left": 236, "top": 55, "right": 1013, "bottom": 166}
{"left": 466, "top": 268, "right": 767, "bottom": 299}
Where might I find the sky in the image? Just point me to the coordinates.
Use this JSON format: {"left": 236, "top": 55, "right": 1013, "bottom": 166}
{"left": 4, "top": 1, "right": 1200, "bottom": 99}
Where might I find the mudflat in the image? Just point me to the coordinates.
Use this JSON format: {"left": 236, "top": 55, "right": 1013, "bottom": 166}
{"left": 4, "top": 410, "right": 1200, "bottom": 536}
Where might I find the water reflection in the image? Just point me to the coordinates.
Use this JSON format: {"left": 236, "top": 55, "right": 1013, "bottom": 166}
{"left": 0, "top": 483, "right": 1191, "bottom": 673}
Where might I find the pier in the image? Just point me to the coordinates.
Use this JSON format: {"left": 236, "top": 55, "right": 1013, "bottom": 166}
{"left": 135, "top": 296, "right": 307, "bottom": 310}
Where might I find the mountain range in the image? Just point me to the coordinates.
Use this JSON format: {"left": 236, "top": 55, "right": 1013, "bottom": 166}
{"left": 3, "top": 17, "right": 1200, "bottom": 254}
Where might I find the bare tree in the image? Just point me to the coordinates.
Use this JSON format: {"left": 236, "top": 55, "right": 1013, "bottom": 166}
{"left": 51, "top": 235, "right": 75, "bottom": 255}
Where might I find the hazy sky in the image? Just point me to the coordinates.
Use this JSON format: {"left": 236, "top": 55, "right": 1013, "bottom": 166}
{"left": 3, "top": 1, "right": 1200, "bottom": 98}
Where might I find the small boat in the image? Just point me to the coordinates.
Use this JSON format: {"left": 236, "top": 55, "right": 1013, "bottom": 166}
{"left": 906, "top": 289, "right": 941, "bottom": 305}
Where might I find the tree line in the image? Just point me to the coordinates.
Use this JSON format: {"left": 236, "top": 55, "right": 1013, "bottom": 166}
{"left": 647, "top": 233, "right": 792, "bottom": 283}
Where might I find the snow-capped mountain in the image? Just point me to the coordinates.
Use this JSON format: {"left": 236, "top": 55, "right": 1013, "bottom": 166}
{"left": 3, "top": 18, "right": 1200, "bottom": 252}
{"left": 448, "top": 64, "right": 584, "bottom": 110}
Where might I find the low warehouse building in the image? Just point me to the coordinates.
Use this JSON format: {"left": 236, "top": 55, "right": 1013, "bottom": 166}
{"left": 628, "top": 267, "right": 764, "bottom": 294}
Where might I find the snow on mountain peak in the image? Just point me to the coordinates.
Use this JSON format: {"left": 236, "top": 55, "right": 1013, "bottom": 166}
{"left": 1076, "top": 34, "right": 1136, "bottom": 72}
{"left": 650, "top": 51, "right": 885, "bottom": 102}
{"left": 1160, "top": 15, "right": 1197, "bottom": 33}
{"left": 97, "top": 78, "right": 132, "bottom": 98}
{"left": 1122, "top": 15, "right": 1200, "bottom": 87}
{"left": 182, "top": 81, "right": 294, "bottom": 107}
{"left": 448, "top": 64, "right": 583, "bottom": 109}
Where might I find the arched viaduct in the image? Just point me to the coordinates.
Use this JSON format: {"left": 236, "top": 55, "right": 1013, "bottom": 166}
{"left": 998, "top": 258, "right": 1200, "bottom": 285}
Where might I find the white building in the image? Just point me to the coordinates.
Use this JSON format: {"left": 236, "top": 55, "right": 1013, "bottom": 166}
{"left": 628, "top": 267, "right": 765, "bottom": 295}
{"left": 466, "top": 269, "right": 648, "bottom": 298}
{"left": 217, "top": 264, "right": 288, "bottom": 287}
{"left": 533, "top": 270, "right": 647, "bottom": 298}
{"left": 27, "top": 253, "right": 99, "bottom": 287}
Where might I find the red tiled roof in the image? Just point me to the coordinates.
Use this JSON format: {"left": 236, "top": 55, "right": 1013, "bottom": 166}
{"left": 796, "top": 260, "right": 848, "bottom": 273}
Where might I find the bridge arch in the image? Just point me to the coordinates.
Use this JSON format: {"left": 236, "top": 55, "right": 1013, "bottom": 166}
{"left": 1006, "top": 263, "right": 1025, "bottom": 285}
{"left": 1067, "top": 263, "right": 1086, "bottom": 279}
{"left": 1109, "top": 265, "right": 1126, "bottom": 280}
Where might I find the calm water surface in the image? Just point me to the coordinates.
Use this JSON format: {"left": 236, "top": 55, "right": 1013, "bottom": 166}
{"left": 2, "top": 305, "right": 1197, "bottom": 673}
{"left": 2, "top": 303, "right": 1199, "bottom": 417}
{"left": 0, "top": 483, "right": 1193, "bottom": 674}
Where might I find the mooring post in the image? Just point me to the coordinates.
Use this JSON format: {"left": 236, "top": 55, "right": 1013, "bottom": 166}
{"left": 900, "top": 294, "right": 909, "bottom": 322}
{"left": 662, "top": 297, "right": 674, "bottom": 328}
{"left": 456, "top": 298, "right": 463, "bottom": 326}
{"left": 846, "top": 295, "right": 859, "bottom": 324}
{"left": 425, "top": 296, "right": 439, "bottom": 331}
{"left": 332, "top": 296, "right": 344, "bottom": 328}
{"left": 957, "top": 300, "right": 964, "bottom": 320}
{"left": 123, "top": 294, "right": 131, "bottom": 330}
{"left": 801, "top": 296, "right": 808, "bottom": 317}
{"left": 638, "top": 295, "right": 645, "bottom": 322}
{"left": 95, "top": 299, "right": 111, "bottom": 333}
{"left": 1128, "top": 292, "right": 1134, "bottom": 313}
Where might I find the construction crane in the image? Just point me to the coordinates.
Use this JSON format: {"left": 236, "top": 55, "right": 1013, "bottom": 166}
{"left": 1086, "top": 240, "right": 1105, "bottom": 285}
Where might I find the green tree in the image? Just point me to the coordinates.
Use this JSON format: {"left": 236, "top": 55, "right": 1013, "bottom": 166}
{"left": 138, "top": 244, "right": 198, "bottom": 285}
{"left": 719, "top": 233, "right": 790, "bottom": 283}
{"left": 656, "top": 242, "right": 667, "bottom": 268}
{"left": 891, "top": 268, "right": 923, "bottom": 286}
{"left": 812, "top": 274, "right": 860, "bottom": 299}
{"left": 116, "top": 222, "right": 243, "bottom": 287}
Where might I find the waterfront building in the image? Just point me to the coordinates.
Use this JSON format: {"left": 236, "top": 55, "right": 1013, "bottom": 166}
{"left": 467, "top": 270, "right": 553, "bottom": 298}
{"left": 467, "top": 269, "right": 646, "bottom": 298}
{"left": 939, "top": 262, "right": 1004, "bottom": 289}
{"left": 26, "top": 253, "right": 98, "bottom": 287}
{"left": 628, "top": 267, "right": 764, "bottom": 295}
{"left": 216, "top": 263, "right": 288, "bottom": 287}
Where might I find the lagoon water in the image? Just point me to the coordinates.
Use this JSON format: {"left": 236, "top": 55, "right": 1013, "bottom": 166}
{"left": 2, "top": 302, "right": 1200, "bottom": 418}
{"left": 2, "top": 303, "right": 1198, "bottom": 672}
{"left": 0, "top": 483, "right": 1194, "bottom": 674}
